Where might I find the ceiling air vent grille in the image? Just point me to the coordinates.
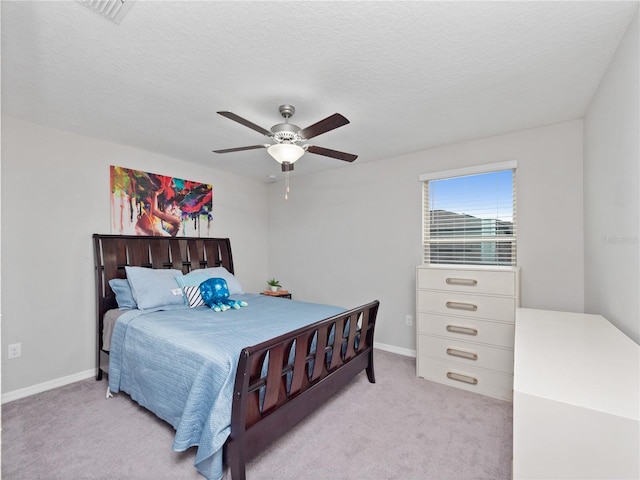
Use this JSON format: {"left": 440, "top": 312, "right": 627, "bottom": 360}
{"left": 78, "top": 0, "right": 135, "bottom": 24}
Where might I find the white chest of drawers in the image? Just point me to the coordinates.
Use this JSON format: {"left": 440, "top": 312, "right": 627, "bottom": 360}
{"left": 416, "top": 265, "right": 520, "bottom": 401}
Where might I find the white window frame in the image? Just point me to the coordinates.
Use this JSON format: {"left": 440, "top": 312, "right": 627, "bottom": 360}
{"left": 420, "top": 160, "right": 517, "bottom": 266}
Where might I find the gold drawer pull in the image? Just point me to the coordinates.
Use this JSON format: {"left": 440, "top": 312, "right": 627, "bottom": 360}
{"left": 446, "top": 325, "right": 478, "bottom": 336}
{"left": 447, "top": 372, "right": 478, "bottom": 385}
{"left": 446, "top": 277, "right": 478, "bottom": 287}
{"left": 446, "top": 301, "right": 478, "bottom": 312}
{"left": 446, "top": 348, "right": 478, "bottom": 361}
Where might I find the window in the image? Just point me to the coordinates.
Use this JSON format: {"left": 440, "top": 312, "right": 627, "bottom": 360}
{"left": 421, "top": 161, "right": 517, "bottom": 266}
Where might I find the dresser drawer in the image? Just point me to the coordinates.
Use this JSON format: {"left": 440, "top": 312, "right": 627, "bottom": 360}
{"left": 417, "top": 355, "right": 513, "bottom": 401}
{"left": 419, "top": 334, "right": 514, "bottom": 374}
{"left": 417, "top": 290, "right": 515, "bottom": 322}
{"left": 418, "top": 313, "right": 515, "bottom": 349}
{"left": 417, "top": 267, "right": 516, "bottom": 296}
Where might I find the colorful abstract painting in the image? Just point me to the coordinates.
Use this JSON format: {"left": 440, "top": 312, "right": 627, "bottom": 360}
{"left": 110, "top": 166, "right": 213, "bottom": 237}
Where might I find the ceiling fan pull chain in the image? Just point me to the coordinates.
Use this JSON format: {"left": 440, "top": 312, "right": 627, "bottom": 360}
{"left": 285, "top": 171, "right": 290, "bottom": 200}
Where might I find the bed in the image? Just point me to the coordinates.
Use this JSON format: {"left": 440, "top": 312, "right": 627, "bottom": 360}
{"left": 93, "top": 234, "right": 379, "bottom": 480}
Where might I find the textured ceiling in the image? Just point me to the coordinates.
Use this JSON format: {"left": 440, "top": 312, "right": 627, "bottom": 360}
{"left": 2, "top": 1, "right": 638, "bottom": 182}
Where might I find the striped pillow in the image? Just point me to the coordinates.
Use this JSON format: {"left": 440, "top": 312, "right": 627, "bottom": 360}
{"left": 183, "top": 285, "right": 205, "bottom": 308}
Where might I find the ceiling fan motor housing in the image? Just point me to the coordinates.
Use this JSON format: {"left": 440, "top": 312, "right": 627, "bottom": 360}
{"left": 271, "top": 123, "right": 301, "bottom": 143}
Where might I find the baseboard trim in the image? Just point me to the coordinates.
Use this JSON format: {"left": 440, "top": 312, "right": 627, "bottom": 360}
{"left": 2, "top": 369, "right": 96, "bottom": 404}
{"left": 374, "top": 341, "right": 416, "bottom": 358}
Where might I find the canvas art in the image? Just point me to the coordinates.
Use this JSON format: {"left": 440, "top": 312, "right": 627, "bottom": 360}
{"left": 110, "top": 166, "right": 213, "bottom": 237}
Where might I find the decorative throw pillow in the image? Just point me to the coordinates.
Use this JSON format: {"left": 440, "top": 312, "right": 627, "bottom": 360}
{"left": 183, "top": 285, "right": 205, "bottom": 308}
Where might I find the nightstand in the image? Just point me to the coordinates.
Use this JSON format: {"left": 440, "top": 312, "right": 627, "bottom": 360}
{"left": 261, "top": 290, "right": 292, "bottom": 299}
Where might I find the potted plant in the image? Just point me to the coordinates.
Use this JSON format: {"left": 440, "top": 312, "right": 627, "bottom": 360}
{"left": 267, "top": 278, "right": 281, "bottom": 292}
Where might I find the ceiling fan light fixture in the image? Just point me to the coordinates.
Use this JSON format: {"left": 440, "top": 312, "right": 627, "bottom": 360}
{"left": 267, "top": 143, "right": 305, "bottom": 164}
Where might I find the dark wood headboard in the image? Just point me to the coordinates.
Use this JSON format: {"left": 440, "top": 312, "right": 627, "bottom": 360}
{"left": 93, "top": 234, "right": 234, "bottom": 378}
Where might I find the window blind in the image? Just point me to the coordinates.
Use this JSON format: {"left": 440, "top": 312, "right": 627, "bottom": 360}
{"left": 421, "top": 162, "right": 517, "bottom": 266}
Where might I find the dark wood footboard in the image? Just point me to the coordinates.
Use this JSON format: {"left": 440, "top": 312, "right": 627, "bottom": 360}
{"left": 225, "top": 300, "right": 379, "bottom": 480}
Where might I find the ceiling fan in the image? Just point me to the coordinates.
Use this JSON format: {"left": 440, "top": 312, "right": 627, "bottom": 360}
{"left": 213, "top": 105, "right": 358, "bottom": 172}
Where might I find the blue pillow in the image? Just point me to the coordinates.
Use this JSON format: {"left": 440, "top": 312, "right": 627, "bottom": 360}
{"left": 108, "top": 278, "right": 137, "bottom": 310}
{"left": 125, "top": 266, "right": 184, "bottom": 310}
{"left": 176, "top": 267, "right": 243, "bottom": 295}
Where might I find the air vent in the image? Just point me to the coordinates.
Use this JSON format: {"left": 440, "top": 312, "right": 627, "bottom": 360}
{"left": 78, "top": 0, "right": 135, "bottom": 24}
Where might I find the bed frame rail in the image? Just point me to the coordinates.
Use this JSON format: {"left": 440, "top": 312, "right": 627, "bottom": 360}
{"left": 225, "top": 300, "right": 379, "bottom": 480}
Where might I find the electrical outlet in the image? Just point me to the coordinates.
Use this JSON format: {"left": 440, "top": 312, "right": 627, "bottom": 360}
{"left": 8, "top": 343, "right": 21, "bottom": 359}
{"left": 405, "top": 315, "right": 413, "bottom": 327}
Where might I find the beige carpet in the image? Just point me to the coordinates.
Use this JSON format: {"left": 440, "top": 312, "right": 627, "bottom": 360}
{"left": 2, "top": 350, "right": 512, "bottom": 479}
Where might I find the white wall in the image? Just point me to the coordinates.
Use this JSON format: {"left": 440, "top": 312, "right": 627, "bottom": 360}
{"left": 268, "top": 120, "right": 585, "bottom": 353}
{"left": 584, "top": 10, "right": 639, "bottom": 344}
{"left": 1, "top": 117, "right": 269, "bottom": 396}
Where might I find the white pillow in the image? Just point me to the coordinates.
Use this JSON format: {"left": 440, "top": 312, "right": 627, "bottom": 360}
{"left": 176, "top": 266, "right": 244, "bottom": 295}
{"left": 125, "top": 266, "right": 184, "bottom": 310}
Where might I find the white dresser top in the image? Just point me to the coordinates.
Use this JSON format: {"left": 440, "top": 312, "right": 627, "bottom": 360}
{"left": 417, "top": 264, "right": 520, "bottom": 272}
{"left": 514, "top": 308, "right": 639, "bottom": 421}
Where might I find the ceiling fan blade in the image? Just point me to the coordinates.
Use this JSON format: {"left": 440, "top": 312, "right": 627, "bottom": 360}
{"left": 299, "top": 113, "right": 350, "bottom": 140}
{"left": 213, "top": 145, "right": 267, "bottom": 154}
{"left": 217, "top": 111, "right": 272, "bottom": 137}
{"left": 306, "top": 145, "right": 358, "bottom": 162}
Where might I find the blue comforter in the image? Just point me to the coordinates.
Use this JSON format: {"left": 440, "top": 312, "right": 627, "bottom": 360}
{"left": 108, "top": 293, "right": 345, "bottom": 480}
